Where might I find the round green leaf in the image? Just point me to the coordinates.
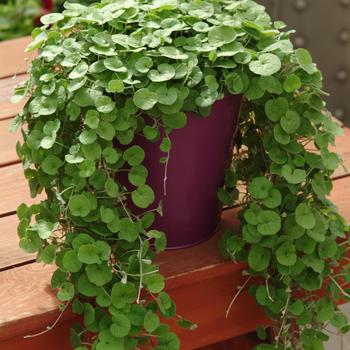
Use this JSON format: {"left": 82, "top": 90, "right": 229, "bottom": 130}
{"left": 105, "top": 178, "right": 119, "bottom": 198}
{"left": 96, "top": 330, "right": 124, "bottom": 350}
{"left": 248, "top": 177, "right": 273, "bottom": 200}
{"left": 95, "top": 96, "right": 115, "bottom": 114}
{"left": 111, "top": 282, "right": 137, "bottom": 308}
{"left": 265, "top": 97, "right": 289, "bottom": 122}
{"left": 41, "top": 155, "right": 63, "bottom": 175}
{"left": 283, "top": 74, "right": 301, "bottom": 93}
{"left": 257, "top": 210, "right": 281, "bottom": 236}
{"left": 280, "top": 110, "right": 300, "bottom": 134}
{"left": 163, "top": 112, "right": 187, "bottom": 129}
{"left": 63, "top": 250, "right": 83, "bottom": 273}
{"left": 281, "top": 165, "right": 306, "bottom": 184}
{"left": 41, "top": 13, "right": 64, "bottom": 25}
{"left": 157, "top": 87, "right": 178, "bottom": 106}
{"left": 68, "top": 194, "right": 91, "bottom": 217}
{"left": 318, "top": 238, "right": 338, "bottom": 259}
{"left": 86, "top": 263, "right": 113, "bottom": 286}
{"left": 78, "top": 159, "right": 96, "bottom": 178}
{"left": 208, "top": 26, "right": 237, "bottom": 45}
{"left": 295, "top": 48, "right": 317, "bottom": 74}
{"left": 144, "top": 273, "right": 165, "bottom": 293}
{"left": 263, "top": 188, "right": 282, "bottom": 209}
{"left": 295, "top": 204, "right": 316, "bottom": 230}
{"left": 123, "top": 145, "right": 145, "bottom": 166}
{"left": 276, "top": 242, "right": 297, "bottom": 266}
{"left": 135, "top": 57, "right": 153, "bottom": 73}
{"left": 144, "top": 311, "right": 160, "bottom": 333}
{"left": 107, "top": 79, "right": 125, "bottom": 93}
{"left": 133, "top": 88, "right": 158, "bottom": 110}
{"left": 78, "top": 244, "right": 101, "bottom": 264}
{"left": 243, "top": 203, "right": 262, "bottom": 225}
{"left": 110, "top": 313, "right": 131, "bottom": 338}
{"left": 102, "top": 147, "right": 120, "bottom": 164}
{"left": 128, "top": 165, "right": 148, "bottom": 186}
{"left": 249, "top": 53, "right": 281, "bottom": 76}
{"left": 148, "top": 64, "right": 176, "bottom": 82}
{"left": 119, "top": 218, "right": 139, "bottom": 242}
{"left": 274, "top": 124, "right": 291, "bottom": 145}
{"left": 69, "top": 62, "right": 89, "bottom": 79}
{"left": 57, "top": 282, "right": 75, "bottom": 301}
{"left": 84, "top": 109, "right": 100, "bottom": 129}
{"left": 159, "top": 46, "right": 188, "bottom": 60}
{"left": 248, "top": 245, "right": 271, "bottom": 272}
{"left": 103, "top": 57, "right": 127, "bottom": 72}
{"left": 131, "top": 184, "right": 155, "bottom": 208}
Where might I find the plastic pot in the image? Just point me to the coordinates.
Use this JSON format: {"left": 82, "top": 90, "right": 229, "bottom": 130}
{"left": 131, "top": 94, "right": 242, "bottom": 249}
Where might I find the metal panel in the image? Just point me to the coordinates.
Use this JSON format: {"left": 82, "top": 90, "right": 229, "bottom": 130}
{"left": 259, "top": 0, "right": 350, "bottom": 125}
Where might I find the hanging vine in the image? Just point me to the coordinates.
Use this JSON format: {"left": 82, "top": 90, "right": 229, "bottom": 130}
{"left": 11, "top": 0, "right": 350, "bottom": 349}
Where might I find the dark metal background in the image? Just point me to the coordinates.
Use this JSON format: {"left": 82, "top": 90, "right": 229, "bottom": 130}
{"left": 259, "top": 0, "right": 350, "bottom": 125}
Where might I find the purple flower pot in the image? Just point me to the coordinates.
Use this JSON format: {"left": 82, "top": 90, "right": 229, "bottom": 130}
{"left": 137, "top": 95, "right": 242, "bottom": 249}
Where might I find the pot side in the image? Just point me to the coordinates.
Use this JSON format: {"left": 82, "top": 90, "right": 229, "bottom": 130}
{"left": 136, "top": 94, "right": 242, "bottom": 249}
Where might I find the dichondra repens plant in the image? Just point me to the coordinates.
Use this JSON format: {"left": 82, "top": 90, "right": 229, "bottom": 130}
{"left": 11, "top": 0, "right": 350, "bottom": 349}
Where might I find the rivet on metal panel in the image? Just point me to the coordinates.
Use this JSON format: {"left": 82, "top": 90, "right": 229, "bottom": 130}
{"left": 335, "top": 68, "right": 349, "bottom": 83}
{"left": 294, "top": 0, "right": 308, "bottom": 12}
{"left": 293, "top": 35, "right": 307, "bottom": 48}
{"left": 340, "top": 0, "right": 350, "bottom": 7}
{"left": 338, "top": 29, "right": 350, "bottom": 44}
{"left": 334, "top": 107, "right": 347, "bottom": 120}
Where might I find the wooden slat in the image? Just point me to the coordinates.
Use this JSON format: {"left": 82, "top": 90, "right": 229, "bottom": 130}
{"left": 1, "top": 171, "right": 350, "bottom": 272}
{"left": 0, "top": 73, "right": 28, "bottom": 120}
{"left": 331, "top": 127, "right": 350, "bottom": 178}
{"left": 0, "top": 208, "right": 269, "bottom": 349}
{"left": 0, "top": 215, "right": 34, "bottom": 270}
{"left": 1, "top": 174, "right": 350, "bottom": 348}
{"left": 0, "top": 37, "right": 34, "bottom": 79}
{"left": 0, "top": 118, "right": 21, "bottom": 167}
{"left": 0, "top": 209, "right": 240, "bottom": 328}
{"left": 0, "top": 128, "right": 349, "bottom": 216}
{"left": 0, "top": 128, "right": 344, "bottom": 175}
{"left": 0, "top": 163, "right": 41, "bottom": 216}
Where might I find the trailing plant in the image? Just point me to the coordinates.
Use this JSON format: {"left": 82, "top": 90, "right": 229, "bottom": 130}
{"left": 11, "top": 0, "right": 350, "bottom": 349}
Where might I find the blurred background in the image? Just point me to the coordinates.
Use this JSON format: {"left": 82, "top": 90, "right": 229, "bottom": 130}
{"left": 259, "top": 0, "right": 350, "bottom": 126}
{"left": 0, "top": 0, "right": 349, "bottom": 125}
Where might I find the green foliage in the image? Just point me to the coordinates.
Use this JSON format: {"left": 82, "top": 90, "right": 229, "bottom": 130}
{"left": 13, "top": 0, "right": 350, "bottom": 349}
{"left": 0, "top": 0, "right": 41, "bottom": 41}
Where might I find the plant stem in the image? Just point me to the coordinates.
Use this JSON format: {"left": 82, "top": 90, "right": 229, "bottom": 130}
{"left": 226, "top": 275, "right": 252, "bottom": 318}
{"left": 163, "top": 132, "right": 171, "bottom": 197}
{"left": 136, "top": 237, "right": 144, "bottom": 304}
{"left": 23, "top": 302, "right": 70, "bottom": 338}
{"left": 329, "top": 275, "right": 350, "bottom": 298}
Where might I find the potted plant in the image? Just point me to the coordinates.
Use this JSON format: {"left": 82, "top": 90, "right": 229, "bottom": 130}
{"left": 12, "top": 0, "right": 350, "bottom": 349}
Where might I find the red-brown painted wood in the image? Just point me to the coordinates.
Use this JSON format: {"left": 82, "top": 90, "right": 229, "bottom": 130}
{"left": 0, "top": 37, "right": 34, "bottom": 79}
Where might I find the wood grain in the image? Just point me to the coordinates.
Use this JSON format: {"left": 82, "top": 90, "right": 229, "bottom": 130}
{"left": 331, "top": 127, "right": 350, "bottom": 178}
{"left": 0, "top": 163, "right": 43, "bottom": 215}
{"left": 0, "top": 129, "right": 348, "bottom": 216}
{"left": 0, "top": 208, "right": 266, "bottom": 349}
{"left": 0, "top": 118, "right": 21, "bottom": 167}
{"left": 0, "top": 73, "right": 28, "bottom": 120}
{"left": 0, "top": 37, "right": 34, "bottom": 79}
{"left": 0, "top": 215, "right": 34, "bottom": 270}
{"left": 0, "top": 174, "right": 350, "bottom": 342}
{"left": 0, "top": 129, "right": 348, "bottom": 193}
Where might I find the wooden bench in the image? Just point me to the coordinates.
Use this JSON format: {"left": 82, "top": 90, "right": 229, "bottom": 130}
{"left": 1, "top": 37, "right": 350, "bottom": 350}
